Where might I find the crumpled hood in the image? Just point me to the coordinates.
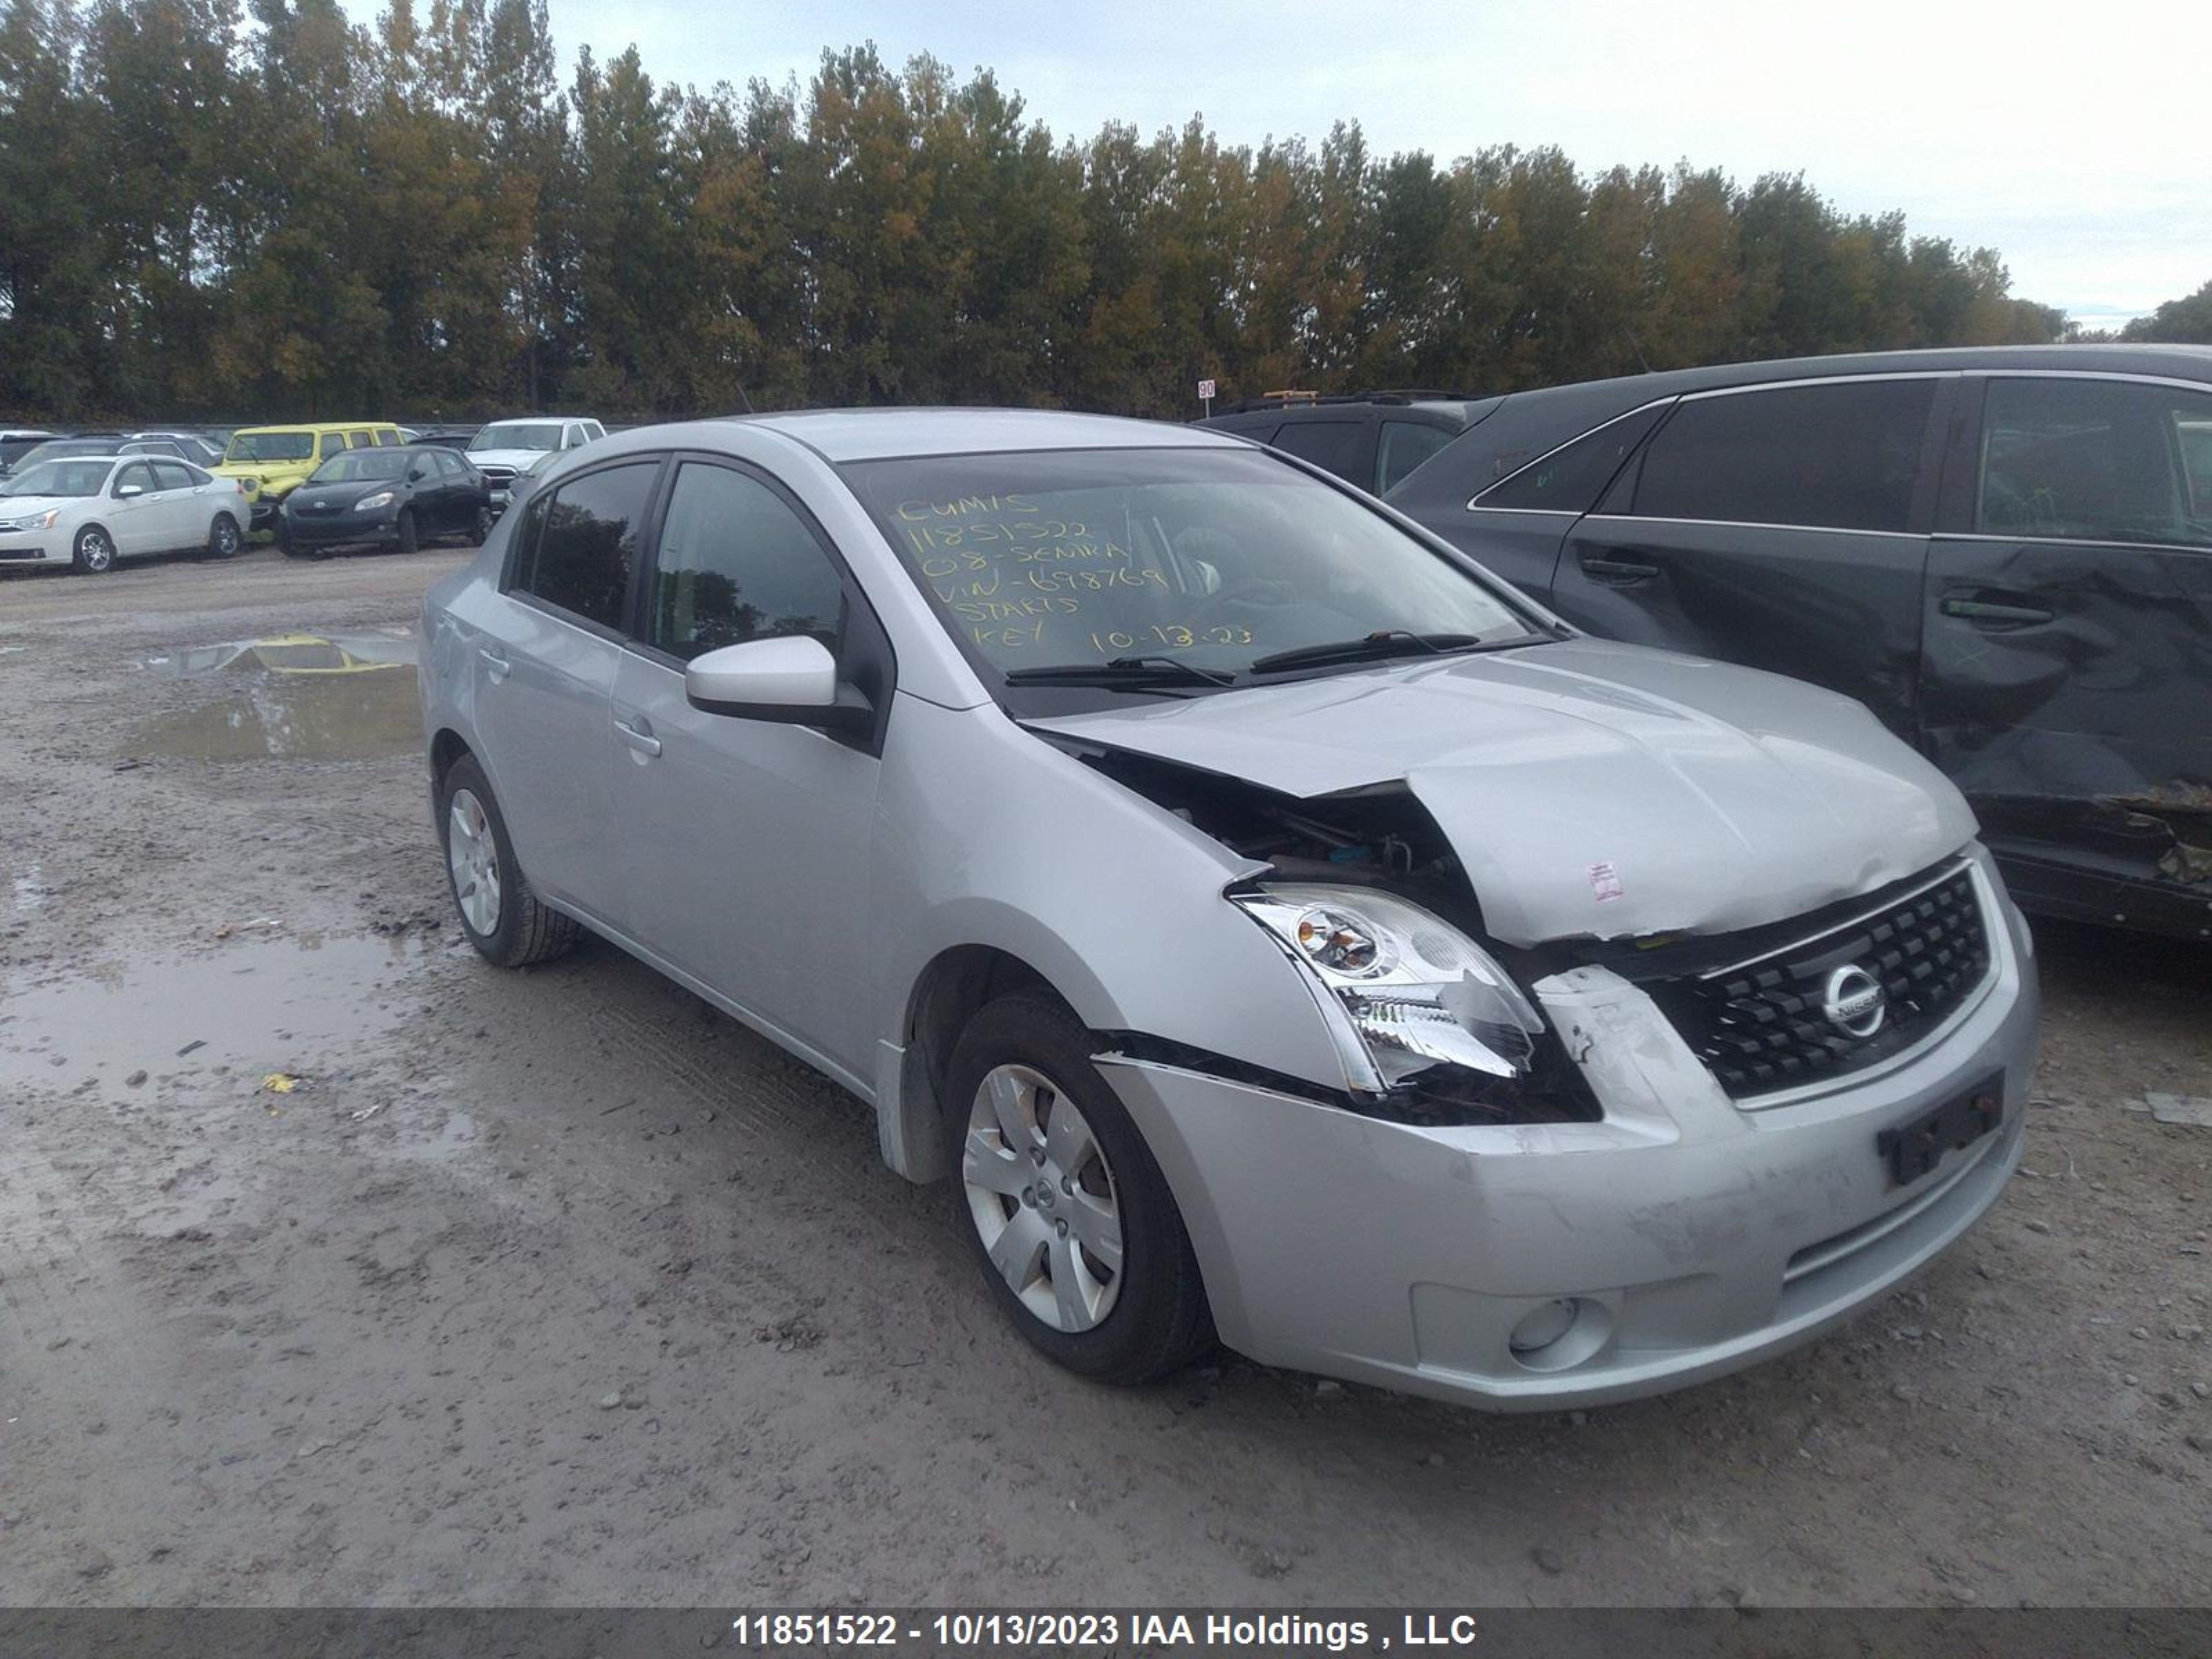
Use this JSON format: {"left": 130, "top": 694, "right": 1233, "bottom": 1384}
{"left": 1027, "top": 639, "right": 1978, "bottom": 946}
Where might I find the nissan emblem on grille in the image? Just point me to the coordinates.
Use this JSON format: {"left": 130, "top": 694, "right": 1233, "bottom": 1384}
{"left": 1821, "top": 964, "right": 1887, "bottom": 1037}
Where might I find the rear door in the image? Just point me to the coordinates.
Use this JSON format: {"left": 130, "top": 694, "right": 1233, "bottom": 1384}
{"left": 1549, "top": 375, "right": 1951, "bottom": 742}
{"left": 148, "top": 460, "right": 203, "bottom": 547}
{"left": 470, "top": 456, "right": 665, "bottom": 919}
{"left": 106, "top": 461, "right": 163, "bottom": 555}
{"left": 1921, "top": 372, "right": 2212, "bottom": 920}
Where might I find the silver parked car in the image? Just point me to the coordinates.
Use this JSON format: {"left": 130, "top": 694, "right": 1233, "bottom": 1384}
{"left": 419, "top": 410, "right": 2039, "bottom": 1410}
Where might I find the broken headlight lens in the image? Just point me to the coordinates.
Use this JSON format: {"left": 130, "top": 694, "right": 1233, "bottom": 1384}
{"left": 1233, "top": 883, "right": 1545, "bottom": 1093}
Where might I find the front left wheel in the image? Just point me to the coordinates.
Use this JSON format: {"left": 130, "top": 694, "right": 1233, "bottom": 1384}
{"left": 944, "top": 992, "right": 1213, "bottom": 1385}
{"left": 438, "top": 754, "right": 579, "bottom": 968}
{"left": 72, "top": 525, "right": 116, "bottom": 574}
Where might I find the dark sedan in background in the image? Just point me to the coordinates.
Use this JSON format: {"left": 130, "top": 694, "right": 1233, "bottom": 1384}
{"left": 1388, "top": 344, "right": 2212, "bottom": 941}
{"left": 278, "top": 444, "right": 491, "bottom": 558}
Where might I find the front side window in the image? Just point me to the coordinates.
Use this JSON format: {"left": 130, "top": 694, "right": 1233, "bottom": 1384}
{"left": 843, "top": 447, "right": 1536, "bottom": 691}
{"left": 114, "top": 462, "right": 156, "bottom": 496}
{"left": 1978, "top": 377, "right": 2212, "bottom": 547}
{"left": 512, "top": 461, "right": 659, "bottom": 629}
{"left": 1622, "top": 379, "right": 1937, "bottom": 532}
{"left": 317, "top": 433, "right": 350, "bottom": 460}
{"left": 647, "top": 463, "right": 844, "bottom": 662}
{"left": 1376, "top": 420, "right": 1454, "bottom": 495}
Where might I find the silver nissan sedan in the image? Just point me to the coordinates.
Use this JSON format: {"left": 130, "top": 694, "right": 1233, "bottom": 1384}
{"left": 419, "top": 409, "right": 2039, "bottom": 1410}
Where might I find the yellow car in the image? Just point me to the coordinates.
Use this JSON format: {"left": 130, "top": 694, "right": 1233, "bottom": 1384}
{"left": 214, "top": 422, "right": 403, "bottom": 530}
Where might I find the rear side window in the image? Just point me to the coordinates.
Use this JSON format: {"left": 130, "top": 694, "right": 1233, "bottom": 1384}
{"left": 1978, "top": 377, "right": 2212, "bottom": 547}
{"left": 1480, "top": 405, "right": 1667, "bottom": 512}
{"left": 1377, "top": 421, "right": 1454, "bottom": 494}
{"left": 1621, "top": 379, "right": 1936, "bottom": 532}
{"left": 512, "top": 460, "right": 659, "bottom": 629}
{"left": 1268, "top": 419, "right": 1363, "bottom": 481}
{"left": 647, "top": 462, "right": 844, "bottom": 662}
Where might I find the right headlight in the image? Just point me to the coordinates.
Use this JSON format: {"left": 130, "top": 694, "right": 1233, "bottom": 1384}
{"left": 1231, "top": 883, "right": 1546, "bottom": 1094}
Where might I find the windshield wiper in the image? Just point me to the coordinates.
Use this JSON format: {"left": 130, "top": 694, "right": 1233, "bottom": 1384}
{"left": 1246, "top": 630, "right": 1485, "bottom": 676}
{"left": 1004, "top": 655, "right": 1236, "bottom": 690}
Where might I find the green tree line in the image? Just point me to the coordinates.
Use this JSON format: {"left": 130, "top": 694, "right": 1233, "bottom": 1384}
{"left": 1, "top": 0, "right": 2069, "bottom": 424}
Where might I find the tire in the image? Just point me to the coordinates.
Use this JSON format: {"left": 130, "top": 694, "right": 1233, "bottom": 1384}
{"left": 438, "top": 754, "right": 579, "bottom": 968}
{"left": 944, "top": 993, "right": 1212, "bottom": 1385}
{"left": 276, "top": 519, "right": 303, "bottom": 558}
{"left": 207, "top": 513, "right": 242, "bottom": 559}
{"left": 471, "top": 505, "right": 494, "bottom": 544}
{"left": 71, "top": 524, "right": 116, "bottom": 574}
{"left": 395, "top": 509, "right": 418, "bottom": 556}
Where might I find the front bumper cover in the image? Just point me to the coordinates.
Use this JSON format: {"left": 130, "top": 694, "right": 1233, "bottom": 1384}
{"left": 1098, "top": 850, "right": 2039, "bottom": 1410}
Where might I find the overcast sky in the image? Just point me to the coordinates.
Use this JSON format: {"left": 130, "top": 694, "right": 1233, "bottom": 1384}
{"left": 410, "top": 0, "right": 2211, "bottom": 328}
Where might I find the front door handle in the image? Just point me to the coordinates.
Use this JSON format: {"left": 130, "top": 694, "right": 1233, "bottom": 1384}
{"left": 615, "top": 718, "right": 662, "bottom": 758}
{"left": 1580, "top": 552, "right": 1662, "bottom": 584}
{"left": 478, "top": 647, "right": 510, "bottom": 683}
{"left": 1939, "top": 596, "right": 2054, "bottom": 626}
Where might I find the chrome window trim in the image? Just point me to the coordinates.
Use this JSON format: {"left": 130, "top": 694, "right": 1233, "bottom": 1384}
{"left": 1940, "top": 529, "right": 2212, "bottom": 555}
{"left": 1586, "top": 512, "right": 1918, "bottom": 541}
{"left": 1976, "top": 367, "right": 2212, "bottom": 395}
{"left": 1672, "top": 368, "right": 1960, "bottom": 401}
{"left": 1723, "top": 859, "right": 2004, "bottom": 1114}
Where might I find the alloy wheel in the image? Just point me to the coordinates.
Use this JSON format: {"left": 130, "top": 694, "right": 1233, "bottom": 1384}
{"left": 962, "top": 1063, "right": 1124, "bottom": 1332}
{"left": 445, "top": 787, "right": 502, "bottom": 936}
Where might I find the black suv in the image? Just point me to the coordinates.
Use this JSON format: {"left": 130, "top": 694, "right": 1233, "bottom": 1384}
{"left": 1389, "top": 344, "right": 2212, "bottom": 941}
{"left": 1199, "top": 391, "right": 1487, "bottom": 496}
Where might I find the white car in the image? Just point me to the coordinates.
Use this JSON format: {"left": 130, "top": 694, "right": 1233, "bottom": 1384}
{"left": 0, "top": 453, "right": 247, "bottom": 574}
{"left": 464, "top": 416, "right": 606, "bottom": 515}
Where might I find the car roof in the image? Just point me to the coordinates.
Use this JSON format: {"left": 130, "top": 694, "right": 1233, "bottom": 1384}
{"left": 1387, "top": 344, "right": 2212, "bottom": 506}
{"left": 664, "top": 407, "right": 1246, "bottom": 464}
{"left": 231, "top": 422, "right": 397, "bottom": 435}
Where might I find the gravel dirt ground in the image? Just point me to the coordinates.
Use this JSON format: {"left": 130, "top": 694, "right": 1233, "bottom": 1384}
{"left": 1, "top": 547, "right": 2207, "bottom": 1609}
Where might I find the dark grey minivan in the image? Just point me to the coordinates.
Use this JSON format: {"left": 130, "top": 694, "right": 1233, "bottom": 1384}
{"left": 1389, "top": 345, "right": 2212, "bottom": 941}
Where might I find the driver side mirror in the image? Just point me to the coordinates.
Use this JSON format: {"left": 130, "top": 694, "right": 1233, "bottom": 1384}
{"left": 684, "top": 635, "right": 872, "bottom": 731}
{"left": 407, "top": 465, "right": 427, "bottom": 481}
{"left": 115, "top": 482, "right": 143, "bottom": 498}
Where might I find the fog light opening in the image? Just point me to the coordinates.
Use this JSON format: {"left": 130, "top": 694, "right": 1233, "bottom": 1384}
{"left": 1506, "top": 1296, "right": 1613, "bottom": 1373}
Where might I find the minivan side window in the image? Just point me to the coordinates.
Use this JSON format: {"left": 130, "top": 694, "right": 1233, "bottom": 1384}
{"left": 512, "top": 460, "right": 660, "bottom": 630}
{"left": 1978, "top": 377, "right": 2212, "bottom": 547}
{"left": 1377, "top": 421, "right": 1454, "bottom": 494}
{"left": 1269, "top": 420, "right": 1362, "bottom": 480}
{"left": 1620, "top": 379, "right": 1937, "bottom": 532}
{"left": 646, "top": 462, "right": 844, "bottom": 662}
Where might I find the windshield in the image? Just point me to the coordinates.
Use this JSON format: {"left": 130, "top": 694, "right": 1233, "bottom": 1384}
{"left": 1, "top": 458, "right": 112, "bottom": 497}
{"left": 842, "top": 447, "right": 1537, "bottom": 692}
{"left": 226, "top": 431, "right": 315, "bottom": 462}
{"left": 310, "top": 449, "right": 408, "bottom": 483}
{"left": 469, "top": 422, "right": 562, "bottom": 453}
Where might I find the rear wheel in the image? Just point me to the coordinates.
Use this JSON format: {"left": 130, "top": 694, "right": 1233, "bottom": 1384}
{"left": 72, "top": 525, "right": 115, "bottom": 574}
{"left": 438, "top": 754, "right": 578, "bottom": 968}
{"left": 944, "top": 993, "right": 1212, "bottom": 1384}
{"left": 207, "top": 514, "right": 242, "bottom": 559}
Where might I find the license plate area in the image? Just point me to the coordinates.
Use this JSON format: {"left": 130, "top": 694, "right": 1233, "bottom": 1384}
{"left": 1877, "top": 1071, "right": 2003, "bottom": 1187}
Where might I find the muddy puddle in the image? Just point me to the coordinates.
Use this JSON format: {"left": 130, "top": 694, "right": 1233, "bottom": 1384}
{"left": 0, "top": 931, "right": 451, "bottom": 1092}
{"left": 126, "top": 629, "right": 421, "bottom": 761}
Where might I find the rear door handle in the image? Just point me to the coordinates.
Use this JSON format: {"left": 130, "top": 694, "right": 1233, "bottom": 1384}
{"left": 1939, "top": 597, "right": 2055, "bottom": 626}
{"left": 1579, "top": 552, "right": 1662, "bottom": 584}
{"left": 478, "top": 647, "right": 510, "bottom": 683}
{"left": 615, "top": 718, "right": 662, "bottom": 758}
